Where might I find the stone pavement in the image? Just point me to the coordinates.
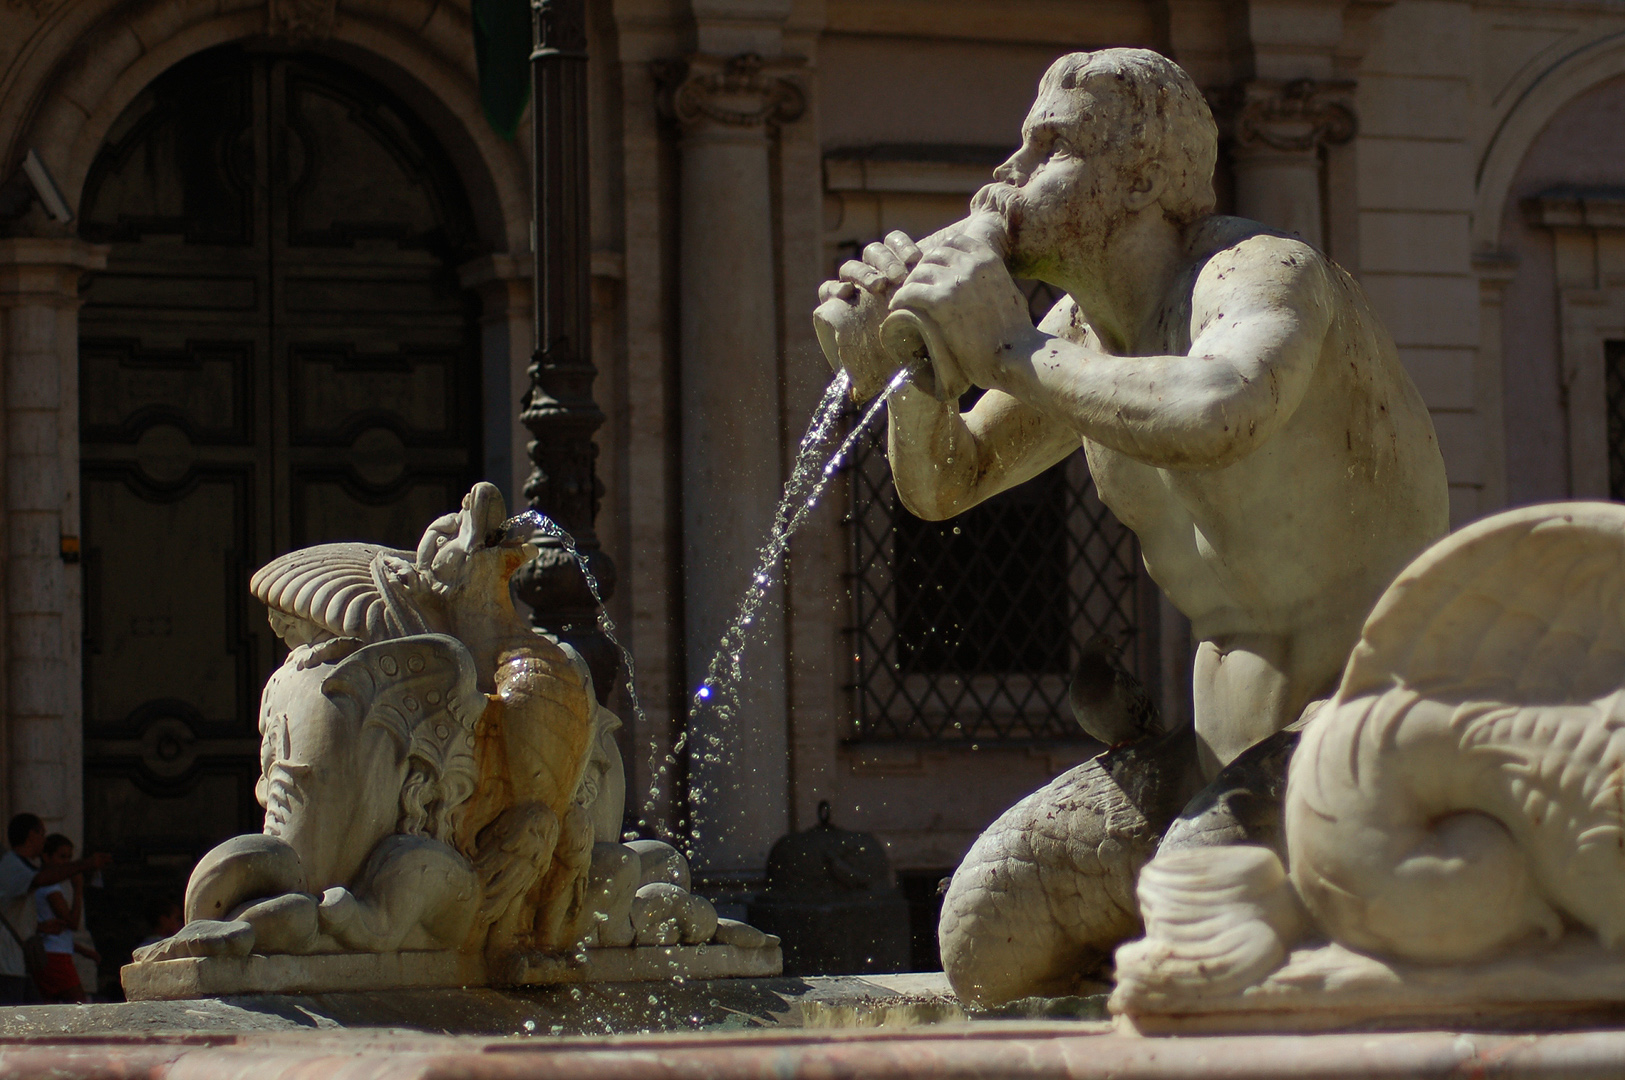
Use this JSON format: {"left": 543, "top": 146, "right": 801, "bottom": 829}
{"left": 6, "top": 1024, "right": 1625, "bottom": 1078}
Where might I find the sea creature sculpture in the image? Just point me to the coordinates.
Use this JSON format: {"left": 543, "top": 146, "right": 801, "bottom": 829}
{"left": 138, "top": 483, "right": 598, "bottom": 963}
{"left": 1115, "top": 503, "right": 1625, "bottom": 1006}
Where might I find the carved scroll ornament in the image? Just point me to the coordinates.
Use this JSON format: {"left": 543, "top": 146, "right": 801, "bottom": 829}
{"left": 1219, "top": 78, "right": 1357, "bottom": 153}
{"left": 658, "top": 53, "right": 806, "bottom": 130}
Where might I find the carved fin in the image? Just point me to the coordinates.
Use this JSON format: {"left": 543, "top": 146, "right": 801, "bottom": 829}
{"left": 1111, "top": 846, "right": 1306, "bottom": 1008}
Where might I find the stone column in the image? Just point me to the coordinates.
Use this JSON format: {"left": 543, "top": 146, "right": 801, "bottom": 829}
{"left": 662, "top": 53, "right": 804, "bottom": 881}
{"left": 1222, "top": 79, "right": 1356, "bottom": 250}
{"left": 1472, "top": 251, "right": 1517, "bottom": 516}
{"left": 0, "top": 237, "right": 106, "bottom": 839}
{"left": 457, "top": 254, "right": 534, "bottom": 510}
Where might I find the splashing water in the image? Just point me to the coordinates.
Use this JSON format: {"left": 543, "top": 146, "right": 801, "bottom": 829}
{"left": 683, "top": 365, "right": 915, "bottom": 850}
{"left": 503, "top": 509, "right": 650, "bottom": 753}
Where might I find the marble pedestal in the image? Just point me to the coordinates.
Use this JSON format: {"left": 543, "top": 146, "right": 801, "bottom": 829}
{"left": 122, "top": 942, "right": 783, "bottom": 1001}
{"left": 1111, "top": 934, "right": 1625, "bottom": 1035}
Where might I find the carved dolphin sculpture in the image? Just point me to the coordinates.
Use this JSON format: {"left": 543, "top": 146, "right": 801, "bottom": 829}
{"left": 1116, "top": 503, "right": 1625, "bottom": 1003}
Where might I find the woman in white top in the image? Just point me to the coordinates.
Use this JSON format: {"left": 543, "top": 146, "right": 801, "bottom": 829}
{"left": 33, "top": 835, "right": 99, "bottom": 1002}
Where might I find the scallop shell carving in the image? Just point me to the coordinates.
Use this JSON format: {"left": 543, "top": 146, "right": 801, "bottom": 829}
{"left": 250, "top": 543, "right": 429, "bottom": 643}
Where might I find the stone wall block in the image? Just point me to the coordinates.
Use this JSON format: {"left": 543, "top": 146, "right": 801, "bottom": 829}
{"left": 9, "top": 667, "right": 65, "bottom": 720}
{"left": 6, "top": 457, "right": 61, "bottom": 513}
{"left": 60, "top": 23, "right": 145, "bottom": 117}
{"left": 7, "top": 612, "right": 61, "bottom": 658}
{"left": 1361, "top": 0, "right": 1473, "bottom": 76}
{"left": 1429, "top": 409, "right": 1485, "bottom": 486}
{"left": 1398, "top": 346, "right": 1478, "bottom": 410}
{"left": 6, "top": 413, "right": 60, "bottom": 460}
{"left": 1360, "top": 274, "right": 1480, "bottom": 347}
{"left": 1359, "top": 211, "right": 1471, "bottom": 273}
{"left": 3, "top": 305, "right": 59, "bottom": 363}
{"left": 1356, "top": 140, "right": 1474, "bottom": 211}
{"left": 126, "top": 0, "right": 219, "bottom": 53}
{"left": 1357, "top": 75, "right": 1469, "bottom": 140}
{"left": 6, "top": 514, "right": 57, "bottom": 562}
{"left": 7, "top": 557, "right": 61, "bottom": 616}
{"left": 12, "top": 716, "right": 67, "bottom": 768}
{"left": 12, "top": 760, "right": 64, "bottom": 821}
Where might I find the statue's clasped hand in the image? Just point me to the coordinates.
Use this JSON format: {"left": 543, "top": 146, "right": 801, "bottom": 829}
{"left": 889, "top": 233, "right": 1039, "bottom": 398}
{"left": 813, "top": 231, "right": 924, "bottom": 402}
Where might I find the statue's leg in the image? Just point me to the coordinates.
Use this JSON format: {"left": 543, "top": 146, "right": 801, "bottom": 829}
{"left": 533, "top": 804, "right": 596, "bottom": 952}
{"left": 581, "top": 843, "right": 641, "bottom": 947}
{"left": 473, "top": 802, "right": 560, "bottom": 956}
{"left": 1191, "top": 624, "right": 1349, "bottom": 778}
{"left": 137, "top": 834, "right": 310, "bottom": 962}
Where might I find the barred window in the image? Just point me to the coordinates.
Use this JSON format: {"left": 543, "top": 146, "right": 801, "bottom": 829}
{"left": 845, "top": 282, "right": 1158, "bottom": 743}
{"left": 1608, "top": 340, "right": 1625, "bottom": 500}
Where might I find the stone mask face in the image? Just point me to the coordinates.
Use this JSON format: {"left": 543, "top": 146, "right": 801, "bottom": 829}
{"left": 258, "top": 643, "right": 411, "bottom": 890}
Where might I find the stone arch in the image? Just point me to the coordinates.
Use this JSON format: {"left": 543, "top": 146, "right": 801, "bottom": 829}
{"left": 1474, "top": 28, "right": 1625, "bottom": 252}
{"left": 3, "top": 0, "right": 529, "bottom": 255}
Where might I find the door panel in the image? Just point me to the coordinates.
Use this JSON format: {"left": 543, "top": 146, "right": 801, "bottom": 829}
{"left": 77, "top": 45, "right": 479, "bottom": 969}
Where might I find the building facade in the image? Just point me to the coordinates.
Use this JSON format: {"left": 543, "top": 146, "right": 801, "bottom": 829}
{"left": 0, "top": 0, "right": 1623, "bottom": 953}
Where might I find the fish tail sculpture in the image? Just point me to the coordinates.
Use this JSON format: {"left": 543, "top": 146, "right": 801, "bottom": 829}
{"left": 1117, "top": 503, "right": 1625, "bottom": 1006}
{"left": 939, "top": 653, "right": 1202, "bottom": 1007}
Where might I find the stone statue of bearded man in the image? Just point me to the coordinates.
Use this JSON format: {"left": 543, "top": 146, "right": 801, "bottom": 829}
{"left": 817, "top": 48, "right": 1449, "bottom": 1005}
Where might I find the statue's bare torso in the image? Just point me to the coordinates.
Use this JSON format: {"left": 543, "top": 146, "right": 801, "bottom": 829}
{"left": 1062, "top": 218, "right": 1446, "bottom": 644}
{"left": 885, "top": 216, "right": 1449, "bottom": 771}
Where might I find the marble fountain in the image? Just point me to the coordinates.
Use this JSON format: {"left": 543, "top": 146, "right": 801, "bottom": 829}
{"left": 12, "top": 45, "right": 1625, "bottom": 1080}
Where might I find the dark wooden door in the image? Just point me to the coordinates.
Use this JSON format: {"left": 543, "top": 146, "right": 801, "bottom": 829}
{"left": 76, "top": 45, "right": 480, "bottom": 919}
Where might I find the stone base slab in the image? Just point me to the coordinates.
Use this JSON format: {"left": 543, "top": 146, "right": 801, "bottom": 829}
{"left": 122, "top": 943, "right": 782, "bottom": 1001}
{"left": 4, "top": 973, "right": 954, "bottom": 1039}
{"left": 1112, "top": 934, "right": 1625, "bottom": 1035}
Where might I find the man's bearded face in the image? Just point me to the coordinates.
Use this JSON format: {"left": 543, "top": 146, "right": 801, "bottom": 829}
{"left": 973, "top": 84, "right": 1130, "bottom": 283}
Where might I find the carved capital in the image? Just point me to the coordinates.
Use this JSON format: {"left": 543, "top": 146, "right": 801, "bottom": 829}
{"left": 533, "top": 0, "right": 587, "bottom": 58}
{"left": 655, "top": 53, "right": 806, "bottom": 131}
{"left": 1213, "top": 79, "right": 1357, "bottom": 154}
{"left": 268, "top": 0, "right": 337, "bottom": 41}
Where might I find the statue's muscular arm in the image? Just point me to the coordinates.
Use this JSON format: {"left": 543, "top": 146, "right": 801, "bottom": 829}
{"left": 897, "top": 235, "right": 1333, "bottom": 473}
{"left": 886, "top": 311, "right": 1080, "bottom": 522}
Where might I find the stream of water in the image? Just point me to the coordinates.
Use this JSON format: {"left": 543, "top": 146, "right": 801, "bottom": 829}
{"left": 503, "top": 508, "right": 651, "bottom": 770}
{"left": 513, "top": 363, "right": 914, "bottom": 850}
{"left": 683, "top": 365, "right": 913, "bottom": 850}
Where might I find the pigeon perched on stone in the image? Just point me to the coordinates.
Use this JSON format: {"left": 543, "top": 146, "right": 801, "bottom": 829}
{"left": 1069, "top": 633, "right": 1160, "bottom": 747}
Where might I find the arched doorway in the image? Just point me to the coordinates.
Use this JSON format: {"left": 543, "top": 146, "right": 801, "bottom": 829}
{"left": 75, "top": 43, "right": 482, "bottom": 965}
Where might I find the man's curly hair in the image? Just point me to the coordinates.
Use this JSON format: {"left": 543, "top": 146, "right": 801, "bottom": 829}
{"left": 1039, "top": 49, "right": 1218, "bottom": 228}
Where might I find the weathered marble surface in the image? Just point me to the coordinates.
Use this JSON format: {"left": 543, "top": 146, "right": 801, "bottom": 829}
{"left": 1114, "top": 503, "right": 1625, "bottom": 1031}
{"left": 124, "top": 942, "right": 783, "bottom": 1001}
{"left": 125, "top": 484, "right": 778, "bottom": 996}
{"left": 815, "top": 46, "right": 1448, "bottom": 1008}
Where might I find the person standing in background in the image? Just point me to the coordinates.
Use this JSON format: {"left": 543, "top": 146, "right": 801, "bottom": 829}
{"left": 0, "top": 814, "right": 110, "bottom": 1005}
{"left": 33, "top": 836, "right": 99, "bottom": 1003}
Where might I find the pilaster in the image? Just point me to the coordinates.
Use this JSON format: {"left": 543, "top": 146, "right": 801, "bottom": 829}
{"left": 659, "top": 48, "right": 804, "bottom": 882}
{"left": 0, "top": 236, "right": 107, "bottom": 841}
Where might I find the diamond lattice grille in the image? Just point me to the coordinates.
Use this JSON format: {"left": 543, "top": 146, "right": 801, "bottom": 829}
{"left": 845, "top": 281, "right": 1151, "bottom": 743}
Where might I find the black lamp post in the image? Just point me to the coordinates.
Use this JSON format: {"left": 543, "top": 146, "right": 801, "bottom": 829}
{"left": 513, "top": 0, "right": 619, "bottom": 702}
